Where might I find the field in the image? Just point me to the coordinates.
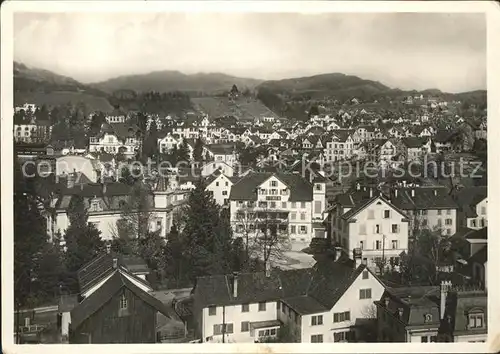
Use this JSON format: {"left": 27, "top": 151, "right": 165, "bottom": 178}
{"left": 14, "top": 91, "right": 114, "bottom": 112}
{"left": 192, "top": 97, "right": 279, "bottom": 120}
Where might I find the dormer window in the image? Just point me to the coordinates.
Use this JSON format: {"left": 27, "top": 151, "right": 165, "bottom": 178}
{"left": 270, "top": 180, "right": 277, "bottom": 187}
{"left": 315, "top": 184, "right": 322, "bottom": 191}
{"left": 468, "top": 310, "right": 485, "bottom": 329}
{"left": 424, "top": 314, "right": 433, "bottom": 323}
{"left": 89, "top": 199, "right": 101, "bottom": 212}
{"left": 120, "top": 293, "right": 128, "bottom": 310}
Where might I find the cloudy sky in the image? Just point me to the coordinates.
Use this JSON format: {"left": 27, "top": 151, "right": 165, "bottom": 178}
{"left": 14, "top": 12, "right": 486, "bottom": 92}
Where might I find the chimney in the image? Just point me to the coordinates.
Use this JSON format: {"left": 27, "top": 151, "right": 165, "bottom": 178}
{"left": 356, "top": 183, "right": 361, "bottom": 191}
{"left": 112, "top": 258, "right": 118, "bottom": 269}
{"left": 353, "top": 248, "right": 362, "bottom": 268}
{"left": 265, "top": 262, "right": 271, "bottom": 278}
{"left": 398, "top": 308, "right": 404, "bottom": 318}
{"left": 411, "top": 189, "right": 415, "bottom": 197}
{"left": 232, "top": 272, "right": 238, "bottom": 298}
{"left": 440, "top": 280, "right": 452, "bottom": 319}
{"left": 434, "top": 189, "right": 438, "bottom": 196}
{"left": 369, "top": 188, "right": 373, "bottom": 198}
{"left": 106, "top": 243, "right": 111, "bottom": 254}
{"left": 384, "top": 297, "right": 389, "bottom": 307}
{"left": 394, "top": 189, "right": 398, "bottom": 198}
{"left": 67, "top": 173, "right": 75, "bottom": 189}
{"left": 334, "top": 246, "right": 343, "bottom": 262}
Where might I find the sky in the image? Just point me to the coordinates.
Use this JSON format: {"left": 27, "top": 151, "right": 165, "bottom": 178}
{"left": 13, "top": 12, "right": 486, "bottom": 93}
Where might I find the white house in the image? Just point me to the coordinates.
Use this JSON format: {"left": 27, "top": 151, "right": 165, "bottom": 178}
{"left": 205, "top": 172, "right": 235, "bottom": 206}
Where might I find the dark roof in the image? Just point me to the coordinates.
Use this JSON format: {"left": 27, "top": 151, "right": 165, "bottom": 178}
{"left": 469, "top": 244, "right": 487, "bottom": 265}
{"left": 205, "top": 144, "right": 236, "bottom": 155}
{"left": 330, "top": 129, "right": 355, "bottom": 142}
{"left": 446, "top": 290, "right": 487, "bottom": 335}
{"left": 465, "top": 227, "right": 487, "bottom": 241}
{"left": 77, "top": 253, "right": 150, "bottom": 294}
{"left": 193, "top": 259, "right": 373, "bottom": 315}
{"left": 71, "top": 271, "right": 174, "bottom": 329}
{"left": 229, "top": 172, "right": 313, "bottom": 201}
{"left": 451, "top": 186, "right": 487, "bottom": 217}
{"left": 341, "top": 194, "right": 409, "bottom": 221}
{"left": 390, "top": 188, "right": 459, "bottom": 210}
{"left": 401, "top": 137, "right": 427, "bottom": 148}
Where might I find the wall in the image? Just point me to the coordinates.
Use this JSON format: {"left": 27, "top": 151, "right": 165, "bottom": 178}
{"left": 206, "top": 175, "right": 232, "bottom": 206}
{"left": 346, "top": 198, "right": 409, "bottom": 267}
{"left": 70, "top": 287, "right": 157, "bottom": 344}
{"left": 467, "top": 198, "right": 487, "bottom": 230}
{"left": 300, "top": 268, "right": 384, "bottom": 342}
{"left": 454, "top": 333, "right": 487, "bottom": 343}
{"left": 202, "top": 301, "right": 278, "bottom": 342}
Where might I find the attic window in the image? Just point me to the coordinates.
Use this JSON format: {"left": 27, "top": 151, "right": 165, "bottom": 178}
{"left": 120, "top": 294, "right": 128, "bottom": 310}
{"left": 376, "top": 201, "right": 382, "bottom": 205}
{"left": 424, "top": 314, "right": 433, "bottom": 323}
{"left": 468, "top": 310, "right": 484, "bottom": 329}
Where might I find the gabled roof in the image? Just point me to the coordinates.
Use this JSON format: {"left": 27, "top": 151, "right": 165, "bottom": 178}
{"left": 401, "top": 137, "right": 427, "bottom": 148}
{"left": 445, "top": 290, "right": 487, "bottom": 335}
{"left": 451, "top": 186, "right": 487, "bottom": 217}
{"left": 390, "top": 188, "right": 459, "bottom": 210}
{"left": 465, "top": 227, "right": 487, "bottom": 241}
{"left": 71, "top": 271, "right": 174, "bottom": 329}
{"left": 193, "top": 259, "right": 374, "bottom": 315}
{"left": 330, "top": 129, "right": 355, "bottom": 142}
{"left": 204, "top": 144, "right": 236, "bottom": 155}
{"left": 229, "top": 172, "right": 313, "bottom": 201}
{"left": 341, "top": 194, "right": 409, "bottom": 221}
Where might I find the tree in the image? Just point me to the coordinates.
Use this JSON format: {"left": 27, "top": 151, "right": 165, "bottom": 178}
{"left": 193, "top": 137, "right": 204, "bottom": 163}
{"left": 115, "top": 181, "right": 152, "bottom": 242}
{"left": 177, "top": 139, "right": 190, "bottom": 163}
{"left": 164, "top": 223, "right": 186, "bottom": 287}
{"left": 143, "top": 120, "right": 159, "bottom": 158}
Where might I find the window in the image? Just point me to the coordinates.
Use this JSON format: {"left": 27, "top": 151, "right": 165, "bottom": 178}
{"left": 421, "top": 210, "right": 428, "bottom": 216}
{"left": 311, "top": 334, "right": 323, "bottom": 343}
{"left": 300, "top": 225, "right": 307, "bottom": 234}
{"left": 359, "top": 241, "right": 364, "bottom": 250}
{"left": 241, "top": 321, "right": 250, "bottom": 332}
{"left": 392, "top": 240, "right": 398, "bottom": 249}
{"left": 391, "top": 224, "right": 398, "bottom": 233}
{"left": 259, "top": 201, "right": 267, "bottom": 208}
{"left": 222, "top": 191, "right": 228, "bottom": 196}
{"left": 311, "top": 315, "right": 323, "bottom": 326}
{"left": 216, "top": 182, "right": 219, "bottom": 186}
{"left": 290, "top": 225, "right": 296, "bottom": 234}
{"left": 376, "top": 240, "right": 381, "bottom": 250}
{"left": 384, "top": 210, "right": 390, "bottom": 219}
{"left": 430, "top": 336, "right": 437, "bottom": 342}
{"left": 424, "top": 314, "right": 433, "bottom": 323}
{"left": 437, "top": 209, "right": 442, "bottom": 215}
{"left": 360, "top": 288, "right": 372, "bottom": 299}
{"left": 315, "top": 184, "right": 322, "bottom": 191}
{"left": 421, "top": 336, "right": 428, "bottom": 343}
{"left": 282, "top": 202, "right": 287, "bottom": 209}
{"left": 270, "top": 202, "right": 276, "bottom": 208}
{"left": 292, "top": 202, "right": 296, "bottom": 208}
{"left": 333, "top": 311, "right": 351, "bottom": 322}
{"left": 468, "top": 312, "right": 484, "bottom": 328}
{"left": 359, "top": 224, "right": 366, "bottom": 235}
{"left": 314, "top": 201, "right": 322, "bottom": 214}
{"left": 362, "top": 270, "right": 369, "bottom": 279}
{"left": 300, "top": 213, "right": 306, "bottom": 220}
{"left": 445, "top": 218, "right": 452, "bottom": 225}
{"left": 481, "top": 206, "right": 486, "bottom": 215}
{"left": 225, "top": 323, "right": 234, "bottom": 333}
{"left": 447, "top": 228, "right": 451, "bottom": 235}
{"left": 437, "top": 219, "right": 443, "bottom": 227}
{"left": 241, "top": 304, "right": 249, "bottom": 312}
{"left": 258, "top": 302, "right": 266, "bottom": 311}
{"left": 271, "top": 180, "right": 277, "bottom": 187}
{"left": 209, "top": 306, "right": 216, "bottom": 316}
{"left": 375, "top": 224, "right": 380, "bottom": 234}
{"left": 291, "top": 212, "right": 296, "bottom": 220}
{"left": 446, "top": 209, "right": 451, "bottom": 215}
{"left": 301, "top": 202, "right": 306, "bottom": 208}
{"left": 368, "top": 210, "right": 375, "bottom": 219}
{"left": 120, "top": 294, "right": 128, "bottom": 309}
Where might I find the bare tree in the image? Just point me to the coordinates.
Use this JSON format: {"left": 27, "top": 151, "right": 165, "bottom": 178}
{"left": 233, "top": 206, "right": 290, "bottom": 270}
{"left": 360, "top": 303, "right": 378, "bottom": 319}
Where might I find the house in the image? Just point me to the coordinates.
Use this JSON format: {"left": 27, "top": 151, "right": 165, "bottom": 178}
{"left": 399, "top": 137, "right": 432, "bottom": 162}
{"left": 353, "top": 126, "right": 376, "bottom": 144}
{"left": 375, "top": 286, "right": 442, "bottom": 342}
{"left": 451, "top": 186, "right": 487, "bottom": 230}
{"left": 69, "top": 265, "right": 175, "bottom": 343}
{"left": 157, "top": 133, "right": 182, "bottom": 154}
{"left": 324, "top": 130, "right": 355, "bottom": 162}
{"left": 89, "top": 123, "right": 141, "bottom": 157}
{"left": 203, "top": 144, "right": 237, "bottom": 167}
{"left": 229, "top": 172, "right": 326, "bottom": 243}
{"left": 192, "top": 255, "right": 386, "bottom": 343}
{"left": 55, "top": 155, "right": 101, "bottom": 183}
{"left": 201, "top": 160, "right": 235, "bottom": 177}
{"left": 388, "top": 187, "right": 459, "bottom": 237}
{"left": 328, "top": 191, "right": 410, "bottom": 272}
{"left": 205, "top": 170, "right": 236, "bottom": 206}
{"left": 439, "top": 287, "right": 487, "bottom": 342}
{"left": 370, "top": 139, "right": 400, "bottom": 168}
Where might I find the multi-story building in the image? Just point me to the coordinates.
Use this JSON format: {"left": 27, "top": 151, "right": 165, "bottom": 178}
{"left": 205, "top": 171, "right": 237, "bottom": 206}
{"left": 203, "top": 144, "right": 237, "bottom": 167}
{"left": 157, "top": 133, "right": 182, "bottom": 154}
{"left": 14, "top": 121, "right": 52, "bottom": 143}
{"left": 229, "top": 172, "right": 326, "bottom": 243}
{"left": 89, "top": 123, "right": 141, "bottom": 157}
{"left": 328, "top": 190, "right": 410, "bottom": 270}
{"left": 451, "top": 186, "right": 487, "bottom": 230}
{"left": 192, "top": 255, "right": 385, "bottom": 343}
{"left": 324, "top": 130, "right": 355, "bottom": 162}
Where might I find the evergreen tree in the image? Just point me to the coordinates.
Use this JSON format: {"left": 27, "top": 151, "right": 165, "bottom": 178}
{"left": 193, "top": 137, "right": 204, "bottom": 163}
{"left": 164, "top": 223, "right": 185, "bottom": 286}
{"left": 143, "top": 120, "right": 159, "bottom": 158}
{"left": 64, "top": 195, "right": 104, "bottom": 287}
{"left": 177, "top": 139, "right": 190, "bottom": 163}
{"left": 116, "top": 181, "right": 152, "bottom": 243}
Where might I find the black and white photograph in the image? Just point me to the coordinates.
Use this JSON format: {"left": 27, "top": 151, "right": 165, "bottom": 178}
{"left": 2, "top": 1, "right": 497, "bottom": 350}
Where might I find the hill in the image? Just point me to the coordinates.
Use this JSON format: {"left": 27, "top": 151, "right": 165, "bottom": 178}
{"left": 91, "top": 71, "right": 263, "bottom": 95}
{"left": 14, "top": 61, "right": 114, "bottom": 112}
{"left": 192, "top": 96, "right": 278, "bottom": 121}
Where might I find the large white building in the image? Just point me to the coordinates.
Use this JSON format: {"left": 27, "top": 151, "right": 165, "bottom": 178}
{"left": 192, "top": 255, "right": 386, "bottom": 343}
{"left": 229, "top": 172, "right": 327, "bottom": 244}
{"left": 88, "top": 123, "right": 141, "bottom": 157}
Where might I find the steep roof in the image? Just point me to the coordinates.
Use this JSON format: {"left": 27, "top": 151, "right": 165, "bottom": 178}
{"left": 390, "top": 188, "right": 459, "bottom": 210}
{"left": 341, "top": 194, "right": 409, "bottom": 221}
{"left": 330, "top": 129, "right": 355, "bottom": 142}
{"left": 71, "top": 271, "right": 174, "bottom": 329}
{"left": 445, "top": 290, "right": 487, "bottom": 335}
{"left": 401, "top": 137, "right": 427, "bottom": 148}
{"left": 451, "top": 186, "right": 487, "bottom": 217}
{"left": 193, "top": 259, "right": 373, "bottom": 315}
{"left": 229, "top": 172, "right": 313, "bottom": 201}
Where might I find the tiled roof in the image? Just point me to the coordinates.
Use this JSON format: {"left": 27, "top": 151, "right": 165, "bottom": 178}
{"left": 193, "top": 259, "right": 370, "bottom": 315}
{"left": 229, "top": 172, "right": 313, "bottom": 201}
{"left": 451, "top": 186, "right": 487, "bottom": 217}
{"left": 205, "top": 144, "right": 236, "bottom": 155}
{"left": 330, "top": 129, "right": 355, "bottom": 142}
{"left": 446, "top": 290, "right": 487, "bottom": 335}
{"left": 340, "top": 194, "right": 409, "bottom": 221}
{"left": 465, "top": 227, "right": 487, "bottom": 241}
{"left": 71, "top": 271, "right": 173, "bottom": 329}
